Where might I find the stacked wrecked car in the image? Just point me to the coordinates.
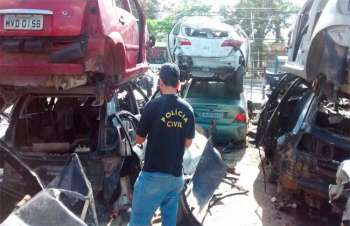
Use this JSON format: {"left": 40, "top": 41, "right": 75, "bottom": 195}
{"left": 0, "top": 0, "right": 151, "bottom": 224}
{"left": 256, "top": 0, "right": 350, "bottom": 223}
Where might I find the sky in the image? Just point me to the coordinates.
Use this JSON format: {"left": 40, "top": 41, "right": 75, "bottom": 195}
{"left": 179, "top": 0, "right": 308, "bottom": 7}
{"left": 200, "top": 0, "right": 307, "bottom": 6}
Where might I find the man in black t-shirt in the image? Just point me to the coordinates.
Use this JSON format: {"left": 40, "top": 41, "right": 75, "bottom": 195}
{"left": 129, "top": 63, "right": 195, "bottom": 226}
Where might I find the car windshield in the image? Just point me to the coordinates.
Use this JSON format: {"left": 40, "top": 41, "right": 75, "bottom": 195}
{"left": 187, "top": 80, "right": 240, "bottom": 100}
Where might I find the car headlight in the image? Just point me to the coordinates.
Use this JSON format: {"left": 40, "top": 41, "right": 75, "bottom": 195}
{"left": 337, "top": 0, "right": 350, "bottom": 15}
{"left": 327, "top": 26, "right": 350, "bottom": 47}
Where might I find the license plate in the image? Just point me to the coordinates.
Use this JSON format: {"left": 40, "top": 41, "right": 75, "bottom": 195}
{"left": 4, "top": 14, "right": 43, "bottom": 30}
{"left": 200, "top": 112, "right": 223, "bottom": 119}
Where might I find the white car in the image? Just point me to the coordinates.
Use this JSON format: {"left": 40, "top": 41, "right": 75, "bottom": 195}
{"left": 167, "top": 16, "right": 250, "bottom": 80}
{"left": 284, "top": 0, "right": 350, "bottom": 96}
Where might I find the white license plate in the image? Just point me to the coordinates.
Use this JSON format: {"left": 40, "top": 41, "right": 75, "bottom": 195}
{"left": 4, "top": 14, "right": 43, "bottom": 30}
{"left": 200, "top": 112, "right": 223, "bottom": 119}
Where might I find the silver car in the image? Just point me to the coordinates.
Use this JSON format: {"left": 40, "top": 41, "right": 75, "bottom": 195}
{"left": 167, "top": 16, "right": 250, "bottom": 80}
{"left": 284, "top": 0, "right": 350, "bottom": 96}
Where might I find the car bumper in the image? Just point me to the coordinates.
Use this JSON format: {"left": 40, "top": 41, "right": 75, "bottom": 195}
{"left": 197, "top": 122, "right": 247, "bottom": 142}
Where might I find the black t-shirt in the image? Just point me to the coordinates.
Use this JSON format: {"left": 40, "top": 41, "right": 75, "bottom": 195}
{"left": 137, "top": 94, "right": 195, "bottom": 177}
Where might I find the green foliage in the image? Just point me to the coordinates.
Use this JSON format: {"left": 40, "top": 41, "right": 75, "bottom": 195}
{"left": 220, "top": 0, "right": 299, "bottom": 43}
{"left": 147, "top": 17, "right": 174, "bottom": 41}
{"left": 174, "top": 1, "right": 212, "bottom": 19}
{"left": 146, "top": 0, "right": 213, "bottom": 41}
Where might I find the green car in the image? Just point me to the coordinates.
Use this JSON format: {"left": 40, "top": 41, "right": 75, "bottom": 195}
{"left": 183, "top": 78, "right": 248, "bottom": 143}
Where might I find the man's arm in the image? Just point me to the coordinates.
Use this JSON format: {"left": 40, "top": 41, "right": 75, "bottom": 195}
{"left": 136, "top": 102, "right": 152, "bottom": 145}
{"left": 185, "top": 108, "right": 195, "bottom": 149}
{"left": 136, "top": 135, "right": 146, "bottom": 145}
{"left": 185, "top": 138, "right": 192, "bottom": 148}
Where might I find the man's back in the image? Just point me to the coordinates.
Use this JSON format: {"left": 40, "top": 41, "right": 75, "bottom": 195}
{"left": 137, "top": 94, "right": 195, "bottom": 176}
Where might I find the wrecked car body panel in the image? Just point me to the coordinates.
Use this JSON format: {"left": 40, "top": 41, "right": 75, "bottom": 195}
{"left": 1, "top": 189, "right": 88, "bottom": 226}
{"left": 1, "top": 154, "right": 98, "bottom": 226}
{"left": 0, "top": 83, "right": 148, "bottom": 223}
{"left": 284, "top": 0, "right": 350, "bottom": 95}
{"left": 258, "top": 0, "right": 350, "bottom": 214}
{"left": 0, "top": 0, "right": 148, "bottom": 92}
{"left": 257, "top": 75, "right": 350, "bottom": 213}
{"left": 179, "top": 139, "right": 227, "bottom": 225}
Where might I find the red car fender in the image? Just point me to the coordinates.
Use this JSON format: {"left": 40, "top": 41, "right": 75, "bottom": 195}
{"left": 106, "top": 32, "right": 127, "bottom": 78}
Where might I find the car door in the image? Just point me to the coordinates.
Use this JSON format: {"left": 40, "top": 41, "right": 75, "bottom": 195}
{"left": 256, "top": 74, "right": 298, "bottom": 146}
{"left": 113, "top": 0, "right": 140, "bottom": 69}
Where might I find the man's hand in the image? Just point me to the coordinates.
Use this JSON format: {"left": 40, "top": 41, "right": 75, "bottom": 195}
{"left": 185, "top": 139, "right": 192, "bottom": 149}
{"left": 136, "top": 135, "right": 146, "bottom": 145}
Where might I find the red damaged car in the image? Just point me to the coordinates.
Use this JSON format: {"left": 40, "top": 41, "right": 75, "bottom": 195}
{"left": 0, "top": 0, "right": 149, "bottom": 91}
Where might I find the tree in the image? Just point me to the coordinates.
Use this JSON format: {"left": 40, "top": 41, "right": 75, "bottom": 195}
{"left": 139, "top": 0, "right": 160, "bottom": 19}
{"left": 173, "top": 1, "right": 212, "bottom": 19}
{"left": 219, "top": 0, "right": 299, "bottom": 71}
{"left": 147, "top": 16, "right": 174, "bottom": 41}
{"left": 147, "top": 1, "right": 213, "bottom": 42}
{"left": 220, "top": 0, "right": 298, "bottom": 41}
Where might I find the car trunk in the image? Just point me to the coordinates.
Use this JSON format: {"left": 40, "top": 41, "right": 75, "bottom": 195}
{"left": 180, "top": 26, "right": 239, "bottom": 58}
{"left": 183, "top": 37, "right": 232, "bottom": 58}
{"left": 0, "top": 0, "right": 87, "bottom": 37}
{"left": 187, "top": 98, "right": 244, "bottom": 125}
{"left": 185, "top": 79, "right": 245, "bottom": 125}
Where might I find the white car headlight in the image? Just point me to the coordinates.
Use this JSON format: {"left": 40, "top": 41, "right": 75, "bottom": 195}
{"left": 327, "top": 26, "right": 350, "bottom": 47}
{"left": 338, "top": 0, "right": 350, "bottom": 15}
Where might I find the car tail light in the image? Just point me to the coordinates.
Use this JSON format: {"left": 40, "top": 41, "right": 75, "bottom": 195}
{"left": 179, "top": 38, "right": 192, "bottom": 46}
{"left": 235, "top": 113, "right": 247, "bottom": 122}
{"left": 221, "top": 39, "right": 242, "bottom": 48}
